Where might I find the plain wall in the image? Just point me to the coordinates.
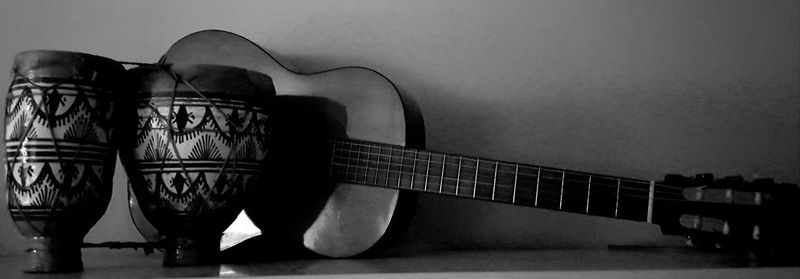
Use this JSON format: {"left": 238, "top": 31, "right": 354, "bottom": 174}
{"left": 1, "top": 0, "right": 798, "bottom": 256}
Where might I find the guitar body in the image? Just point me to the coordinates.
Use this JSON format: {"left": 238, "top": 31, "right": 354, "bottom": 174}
{"left": 156, "top": 30, "right": 424, "bottom": 257}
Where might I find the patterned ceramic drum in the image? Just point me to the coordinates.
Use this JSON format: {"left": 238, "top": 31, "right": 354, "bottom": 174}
{"left": 4, "top": 50, "right": 125, "bottom": 272}
{"left": 122, "top": 64, "right": 273, "bottom": 266}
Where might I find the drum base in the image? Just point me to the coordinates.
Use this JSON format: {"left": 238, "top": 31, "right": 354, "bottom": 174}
{"left": 23, "top": 236, "right": 83, "bottom": 273}
{"left": 163, "top": 235, "right": 221, "bottom": 266}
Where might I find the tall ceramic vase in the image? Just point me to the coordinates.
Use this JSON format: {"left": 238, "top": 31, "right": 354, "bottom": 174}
{"left": 4, "top": 50, "right": 125, "bottom": 272}
{"left": 121, "top": 64, "right": 273, "bottom": 266}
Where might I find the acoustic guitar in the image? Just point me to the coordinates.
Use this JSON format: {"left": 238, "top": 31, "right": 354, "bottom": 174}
{"left": 132, "top": 29, "right": 798, "bottom": 259}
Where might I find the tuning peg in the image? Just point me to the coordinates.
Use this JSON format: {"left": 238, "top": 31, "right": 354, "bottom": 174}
{"left": 694, "top": 173, "right": 715, "bottom": 187}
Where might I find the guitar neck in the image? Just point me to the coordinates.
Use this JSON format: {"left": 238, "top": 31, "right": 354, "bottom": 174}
{"left": 327, "top": 139, "right": 684, "bottom": 225}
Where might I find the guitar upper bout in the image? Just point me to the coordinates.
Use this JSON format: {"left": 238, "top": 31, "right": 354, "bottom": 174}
{"left": 157, "top": 29, "right": 425, "bottom": 257}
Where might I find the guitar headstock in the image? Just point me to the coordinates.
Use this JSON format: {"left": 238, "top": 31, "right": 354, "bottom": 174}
{"left": 654, "top": 173, "right": 800, "bottom": 257}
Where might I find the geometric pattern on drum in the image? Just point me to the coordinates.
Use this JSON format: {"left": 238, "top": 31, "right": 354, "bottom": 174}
{"left": 5, "top": 76, "right": 116, "bottom": 212}
{"left": 128, "top": 95, "right": 269, "bottom": 214}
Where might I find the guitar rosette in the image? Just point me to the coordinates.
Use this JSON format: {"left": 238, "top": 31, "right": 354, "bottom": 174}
{"left": 121, "top": 64, "right": 274, "bottom": 266}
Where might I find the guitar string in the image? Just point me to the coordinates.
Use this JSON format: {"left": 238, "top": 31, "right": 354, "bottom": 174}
{"left": 328, "top": 170, "right": 664, "bottom": 200}
{"left": 333, "top": 158, "right": 656, "bottom": 193}
{"left": 333, "top": 140, "right": 687, "bottom": 191}
{"left": 330, "top": 175, "right": 674, "bottom": 204}
{"left": 333, "top": 151, "right": 683, "bottom": 197}
{"left": 333, "top": 151, "right": 659, "bottom": 192}
{"left": 342, "top": 158, "right": 688, "bottom": 199}
{"left": 330, "top": 142, "right": 730, "bottom": 212}
{"left": 328, "top": 162, "right": 690, "bottom": 210}
{"left": 347, "top": 144, "right": 685, "bottom": 192}
{"left": 333, "top": 152, "right": 661, "bottom": 191}
{"left": 330, "top": 152, "right": 685, "bottom": 198}
{"left": 334, "top": 160, "right": 683, "bottom": 201}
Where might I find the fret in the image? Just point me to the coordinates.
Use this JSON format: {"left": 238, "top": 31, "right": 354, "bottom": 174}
{"left": 493, "top": 163, "right": 517, "bottom": 203}
{"left": 558, "top": 171, "right": 567, "bottom": 210}
{"left": 535, "top": 168, "right": 563, "bottom": 210}
{"left": 512, "top": 164, "right": 519, "bottom": 203}
{"left": 615, "top": 178, "right": 621, "bottom": 218}
{"left": 350, "top": 144, "right": 364, "bottom": 183}
{"left": 616, "top": 179, "right": 651, "bottom": 222}
{"left": 474, "top": 159, "right": 496, "bottom": 200}
{"left": 491, "top": 161, "right": 498, "bottom": 200}
{"left": 328, "top": 141, "right": 337, "bottom": 176}
{"left": 375, "top": 145, "right": 384, "bottom": 185}
{"left": 369, "top": 145, "right": 379, "bottom": 185}
{"left": 587, "top": 176, "right": 619, "bottom": 218}
{"left": 534, "top": 167, "right": 541, "bottom": 206}
{"left": 438, "top": 154, "right": 446, "bottom": 193}
{"left": 343, "top": 142, "right": 353, "bottom": 182}
{"left": 350, "top": 142, "right": 361, "bottom": 183}
{"left": 561, "top": 172, "right": 590, "bottom": 213}
{"left": 389, "top": 146, "right": 401, "bottom": 188}
{"left": 374, "top": 146, "right": 390, "bottom": 186}
{"left": 399, "top": 149, "right": 415, "bottom": 189}
{"left": 426, "top": 153, "right": 444, "bottom": 193}
{"left": 473, "top": 158, "right": 480, "bottom": 198}
{"left": 424, "top": 151, "right": 431, "bottom": 191}
{"left": 411, "top": 150, "right": 427, "bottom": 191}
{"left": 455, "top": 156, "right": 463, "bottom": 196}
{"left": 457, "top": 157, "right": 477, "bottom": 198}
{"left": 558, "top": 171, "right": 565, "bottom": 210}
{"left": 330, "top": 142, "right": 348, "bottom": 181}
{"left": 350, "top": 143, "right": 359, "bottom": 183}
{"left": 651, "top": 182, "right": 687, "bottom": 225}
{"left": 513, "top": 165, "right": 539, "bottom": 206}
{"left": 441, "top": 154, "right": 458, "bottom": 194}
{"left": 647, "top": 181, "right": 655, "bottom": 223}
{"left": 585, "top": 175, "right": 592, "bottom": 214}
{"left": 410, "top": 150, "right": 418, "bottom": 186}
{"left": 365, "top": 144, "right": 378, "bottom": 184}
{"left": 378, "top": 145, "right": 391, "bottom": 187}
{"left": 358, "top": 143, "right": 368, "bottom": 183}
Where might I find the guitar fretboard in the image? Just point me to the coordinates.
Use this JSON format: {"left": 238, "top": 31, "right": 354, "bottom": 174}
{"left": 327, "top": 139, "right": 684, "bottom": 224}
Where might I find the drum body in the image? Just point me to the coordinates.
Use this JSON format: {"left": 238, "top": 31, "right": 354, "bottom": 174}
{"left": 122, "top": 64, "right": 273, "bottom": 266}
{"left": 4, "top": 50, "right": 125, "bottom": 272}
